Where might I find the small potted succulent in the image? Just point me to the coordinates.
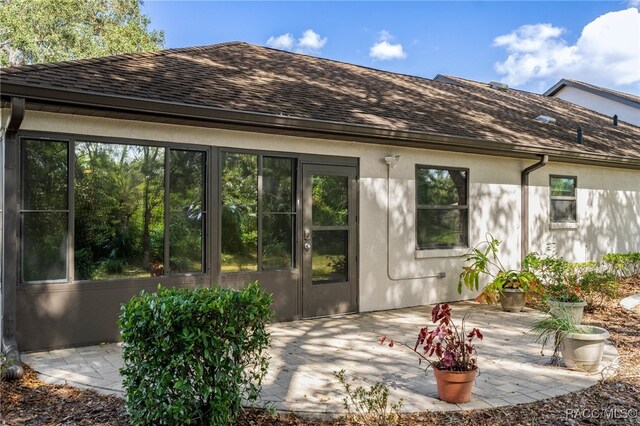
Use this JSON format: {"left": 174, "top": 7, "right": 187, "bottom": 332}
{"left": 530, "top": 311, "right": 609, "bottom": 372}
{"left": 381, "top": 304, "right": 483, "bottom": 403}
{"left": 458, "top": 234, "right": 543, "bottom": 312}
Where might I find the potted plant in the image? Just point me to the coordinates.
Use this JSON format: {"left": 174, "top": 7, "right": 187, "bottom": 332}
{"left": 380, "top": 303, "right": 483, "bottom": 403}
{"left": 544, "top": 278, "right": 587, "bottom": 324}
{"left": 524, "top": 252, "right": 586, "bottom": 323}
{"left": 530, "top": 312, "right": 609, "bottom": 372}
{"left": 458, "top": 234, "right": 542, "bottom": 312}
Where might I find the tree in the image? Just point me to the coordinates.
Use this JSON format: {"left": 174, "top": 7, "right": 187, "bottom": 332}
{"left": 0, "top": 0, "right": 164, "bottom": 67}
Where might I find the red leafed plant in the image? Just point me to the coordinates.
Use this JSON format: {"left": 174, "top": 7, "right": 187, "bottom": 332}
{"left": 380, "top": 304, "right": 482, "bottom": 372}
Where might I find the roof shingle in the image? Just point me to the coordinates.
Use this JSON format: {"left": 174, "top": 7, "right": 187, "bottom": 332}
{"left": 2, "top": 42, "right": 639, "bottom": 160}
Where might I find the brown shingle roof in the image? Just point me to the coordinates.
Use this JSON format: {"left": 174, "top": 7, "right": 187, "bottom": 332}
{"left": 2, "top": 42, "right": 639, "bottom": 160}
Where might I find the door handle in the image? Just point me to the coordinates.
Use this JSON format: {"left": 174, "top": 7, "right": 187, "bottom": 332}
{"left": 304, "top": 242, "right": 311, "bottom": 251}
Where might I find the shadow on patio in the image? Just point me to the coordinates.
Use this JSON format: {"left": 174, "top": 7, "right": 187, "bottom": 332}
{"left": 21, "top": 302, "right": 618, "bottom": 417}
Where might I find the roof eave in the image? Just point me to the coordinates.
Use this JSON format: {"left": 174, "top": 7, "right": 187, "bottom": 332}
{"left": 3, "top": 82, "right": 640, "bottom": 170}
{"left": 544, "top": 79, "right": 640, "bottom": 109}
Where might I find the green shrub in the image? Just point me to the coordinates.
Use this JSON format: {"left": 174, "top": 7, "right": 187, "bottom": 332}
{"left": 333, "top": 369, "right": 403, "bottom": 426}
{"left": 523, "top": 251, "right": 571, "bottom": 287}
{"left": 103, "top": 258, "right": 125, "bottom": 275}
{"left": 602, "top": 253, "right": 640, "bottom": 278}
{"left": 578, "top": 269, "right": 618, "bottom": 310}
{"left": 119, "top": 281, "right": 272, "bottom": 425}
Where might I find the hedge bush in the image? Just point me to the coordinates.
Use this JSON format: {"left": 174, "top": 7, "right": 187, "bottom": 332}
{"left": 602, "top": 253, "right": 640, "bottom": 277}
{"left": 119, "top": 281, "right": 272, "bottom": 425}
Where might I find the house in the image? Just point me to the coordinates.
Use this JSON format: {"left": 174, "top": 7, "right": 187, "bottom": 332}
{"left": 544, "top": 78, "right": 640, "bottom": 126}
{"left": 1, "top": 42, "right": 639, "bottom": 355}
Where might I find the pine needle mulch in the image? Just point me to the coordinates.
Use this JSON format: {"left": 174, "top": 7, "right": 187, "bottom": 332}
{"left": 2, "top": 277, "right": 638, "bottom": 425}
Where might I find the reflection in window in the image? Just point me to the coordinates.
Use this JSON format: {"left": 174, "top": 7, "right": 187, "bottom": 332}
{"left": 312, "top": 230, "right": 348, "bottom": 283}
{"left": 221, "top": 153, "right": 258, "bottom": 272}
{"left": 550, "top": 176, "right": 577, "bottom": 222}
{"left": 74, "top": 143, "right": 165, "bottom": 280}
{"left": 262, "top": 157, "right": 295, "bottom": 270}
{"left": 221, "top": 153, "right": 296, "bottom": 273}
{"left": 170, "top": 150, "right": 206, "bottom": 273}
{"left": 21, "top": 140, "right": 69, "bottom": 282}
{"left": 312, "top": 175, "right": 348, "bottom": 226}
{"left": 416, "top": 166, "right": 468, "bottom": 249}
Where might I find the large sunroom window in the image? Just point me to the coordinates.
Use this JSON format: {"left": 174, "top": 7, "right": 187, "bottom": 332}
{"left": 21, "top": 140, "right": 69, "bottom": 282}
{"left": 20, "top": 138, "right": 207, "bottom": 283}
{"left": 74, "top": 143, "right": 165, "bottom": 280}
{"left": 221, "top": 152, "right": 296, "bottom": 272}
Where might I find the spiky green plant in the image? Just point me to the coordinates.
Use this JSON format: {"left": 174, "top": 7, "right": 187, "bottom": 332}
{"left": 530, "top": 310, "right": 585, "bottom": 364}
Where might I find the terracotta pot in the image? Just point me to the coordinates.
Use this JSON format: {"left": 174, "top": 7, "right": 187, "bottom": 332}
{"left": 500, "top": 288, "right": 525, "bottom": 312}
{"left": 433, "top": 367, "right": 478, "bottom": 403}
{"left": 548, "top": 299, "right": 587, "bottom": 324}
{"left": 561, "top": 325, "right": 609, "bottom": 372}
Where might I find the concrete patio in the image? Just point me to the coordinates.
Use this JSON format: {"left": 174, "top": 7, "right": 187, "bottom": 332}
{"left": 21, "top": 302, "right": 619, "bottom": 416}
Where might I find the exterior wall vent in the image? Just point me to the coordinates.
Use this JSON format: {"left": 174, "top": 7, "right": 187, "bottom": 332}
{"left": 489, "top": 81, "right": 509, "bottom": 90}
{"left": 534, "top": 115, "right": 556, "bottom": 124}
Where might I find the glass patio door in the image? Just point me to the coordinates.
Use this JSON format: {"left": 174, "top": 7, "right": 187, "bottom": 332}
{"left": 301, "top": 164, "right": 357, "bottom": 318}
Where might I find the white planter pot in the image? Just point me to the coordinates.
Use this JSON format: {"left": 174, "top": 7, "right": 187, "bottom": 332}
{"left": 561, "top": 325, "right": 609, "bottom": 372}
{"left": 548, "top": 299, "right": 587, "bottom": 324}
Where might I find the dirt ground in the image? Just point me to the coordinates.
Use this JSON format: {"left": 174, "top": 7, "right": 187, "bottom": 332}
{"left": 1, "top": 276, "right": 639, "bottom": 426}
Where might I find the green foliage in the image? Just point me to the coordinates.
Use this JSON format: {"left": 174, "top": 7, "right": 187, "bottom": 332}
{"left": 578, "top": 269, "right": 618, "bottom": 309}
{"left": 0, "top": 0, "right": 164, "bottom": 66}
{"left": 333, "top": 370, "right": 403, "bottom": 426}
{"left": 221, "top": 153, "right": 258, "bottom": 271}
{"left": 530, "top": 312, "right": 585, "bottom": 362}
{"left": 525, "top": 250, "right": 620, "bottom": 308}
{"left": 523, "top": 250, "right": 570, "bottom": 287}
{"left": 21, "top": 140, "right": 69, "bottom": 281}
{"left": 329, "top": 255, "right": 347, "bottom": 275}
{"left": 458, "top": 234, "right": 541, "bottom": 305}
{"left": 603, "top": 253, "right": 640, "bottom": 278}
{"left": 312, "top": 175, "right": 348, "bottom": 226}
{"left": 74, "top": 143, "right": 166, "bottom": 280}
{"left": 119, "top": 282, "right": 272, "bottom": 425}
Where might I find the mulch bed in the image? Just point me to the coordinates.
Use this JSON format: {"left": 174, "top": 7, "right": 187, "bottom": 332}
{"left": 2, "top": 277, "right": 639, "bottom": 425}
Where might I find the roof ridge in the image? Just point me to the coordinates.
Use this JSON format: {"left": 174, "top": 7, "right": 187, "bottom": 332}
{"left": 252, "top": 42, "right": 441, "bottom": 85}
{"left": 1, "top": 41, "right": 437, "bottom": 85}
{"left": 0, "top": 41, "right": 250, "bottom": 73}
{"left": 434, "top": 74, "right": 556, "bottom": 98}
{"left": 0, "top": 39, "right": 432, "bottom": 87}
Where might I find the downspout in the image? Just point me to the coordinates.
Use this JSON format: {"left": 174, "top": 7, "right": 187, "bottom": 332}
{"left": 1, "top": 97, "right": 25, "bottom": 380}
{"left": 521, "top": 154, "right": 548, "bottom": 262}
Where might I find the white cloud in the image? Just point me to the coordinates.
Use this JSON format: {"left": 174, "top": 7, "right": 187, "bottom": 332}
{"left": 369, "top": 31, "right": 407, "bottom": 60}
{"left": 297, "top": 29, "right": 327, "bottom": 52}
{"left": 493, "top": 8, "right": 640, "bottom": 89}
{"left": 266, "top": 33, "right": 294, "bottom": 50}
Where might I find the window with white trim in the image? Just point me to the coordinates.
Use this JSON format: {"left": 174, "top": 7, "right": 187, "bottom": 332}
{"left": 550, "top": 175, "right": 577, "bottom": 222}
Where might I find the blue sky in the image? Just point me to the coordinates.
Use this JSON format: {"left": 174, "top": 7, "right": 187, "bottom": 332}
{"left": 142, "top": 1, "right": 640, "bottom": 95}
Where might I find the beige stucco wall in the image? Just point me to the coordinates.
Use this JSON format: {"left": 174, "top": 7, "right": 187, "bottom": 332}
{"left": 15, "top": 110, "right": 640, "bottom": 312}
{"left": 554, "top": 86, "right": 640, "bottom": 126}
{"left": 528, "top": 162, "right": 640, "bottom": 261}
